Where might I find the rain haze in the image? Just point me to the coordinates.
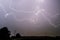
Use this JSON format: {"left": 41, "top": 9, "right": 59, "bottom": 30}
{"left": 0, "top": 0, "right": 60, "bottom": 36}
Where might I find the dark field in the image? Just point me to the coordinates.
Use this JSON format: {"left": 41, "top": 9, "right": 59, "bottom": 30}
{"left": 11, "top": 36, "right": 57, "bottom": 40}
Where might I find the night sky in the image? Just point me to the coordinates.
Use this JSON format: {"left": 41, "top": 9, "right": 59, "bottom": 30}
{"left": 0, "top": 0, "right": 60, "bottom": 36}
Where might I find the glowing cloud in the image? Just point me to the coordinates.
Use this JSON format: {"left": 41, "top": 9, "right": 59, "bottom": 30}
{"left": 5, "top": 13, "right": 9, "bottom": 18}
{"left": 36, "top": 0, "right": 45, "bottom": 3}
{"left": 40, "top": 0, "right": 45, "bottom": 3}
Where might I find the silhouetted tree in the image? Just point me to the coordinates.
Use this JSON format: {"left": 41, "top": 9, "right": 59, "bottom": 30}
{"left": 0, "top": 27, "right": 11, "bottom": 40}
{"left": 16, "top": 33, "right": 21, "bottom": 38}
{"left": 11, "top": 36, "right": 16, "bottom": 40}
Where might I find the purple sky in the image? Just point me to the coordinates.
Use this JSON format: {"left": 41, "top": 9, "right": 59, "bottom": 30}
{"left": 0, "top": 0, "right": 60, "bottom": 36}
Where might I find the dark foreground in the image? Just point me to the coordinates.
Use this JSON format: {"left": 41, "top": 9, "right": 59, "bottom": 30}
{"left": 0, "top": 36, "right": 60, "bottom": 40}
{"left": 11, "top": 36, "right": 58, "bottom": 40}
{"left": 0, "top": 27, "right": 59, "bottom": 40}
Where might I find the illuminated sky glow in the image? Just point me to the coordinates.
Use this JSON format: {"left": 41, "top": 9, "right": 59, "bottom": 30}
{"left": 0, "top": 0, "right": 60, "bottom": 36}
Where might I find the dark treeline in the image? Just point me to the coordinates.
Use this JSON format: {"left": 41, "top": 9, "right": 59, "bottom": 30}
{"left": 0, "top": 27, "right": 21, "bottom": 40}
{"left": 0, "top": 27, "right": 59, "bottom": 40}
